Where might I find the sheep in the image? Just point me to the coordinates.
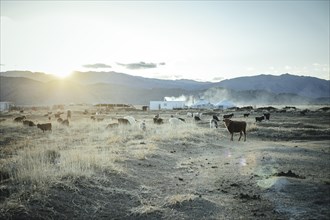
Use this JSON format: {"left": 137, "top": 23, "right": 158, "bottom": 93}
{"left": 139, "top": 120, "right": 147, "bottom": 131}
{"left": 118, "top": 118, "right": 130, "bottom": 125}
{"left": 171, "top": 115, "right": 186, "bottom": 123}
{"left": 255, "top": 116, "right": 265, "bottom": 122}
{"left": 169, "top": 117, "right": 185, "bottom": 125}
{"left": 91, "top": 115, "right": 104, "bottom": 122}
{"left": 210, "top": 115, "right": 220, "bottom": 128}
{"left": 124, "top": 116, "right": 136, "bottom": 125}
{"left": 223, "top": 113, "right": 234, "bottom": 119}
{"left": 106, "top": 123, "right": 119, "bottom": 129}
{"left": 213, "top": 115, "right": 220, "bottom": 121}
{"left": 153, "top": 117, "right": 164, "bottom": 124}
{"left": 153, "top": 114, "right": 164, "bottom": 124}
{"left": 23, "top": 120, "right": 35, "bottom": 127}
{"left": 67, "top": 110, "right": 72, "bottom": 119}
{"left": 193, "top": 112, "right": 203, "bottom": 121}
{"left": 243, "top": 113, "right": 250, "bottom": 118}
{"left": 14, "top": 116, "right": 26, "bottom": 122}
{"left": 264, "top": 113, "right": 270, "bottom": 120}
{"left": 178, "top": 117, "right": 186, "bottom": 122}
{"left": 117, "top": 116, "right": 136, "bottom": 125}
{"left": 54, "top": 112, "right": 63, "bottom": 118}
{"left": 61, "top": 119, "right": 69, "bottom": 126}
{"left": 194, "top": 115, "right": 201, "bottom": 121}
{"left": 210, "top": 119, "right": 219, "bottom": 128}
{"left": 37, "top": 123, "right": 52, "bottom": 132}
{"left": 223, "top": 118, "right": 247, "bottom": 141}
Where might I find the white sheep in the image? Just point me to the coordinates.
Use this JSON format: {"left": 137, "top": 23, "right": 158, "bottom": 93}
{"left": 169, "top": 117, "right": 185, "bottom": 125}
{"left": 139, "top": 120, "right": 146, "bottom": 131}
{"left": 124, "top": 116, "right": 137, "bottom": 125}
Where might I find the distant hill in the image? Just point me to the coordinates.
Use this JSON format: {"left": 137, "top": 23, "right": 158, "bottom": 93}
{"left": 214, "top": 73, "right": 330, "bottom": 99}
{"left": 0, "top": 71, "right": 329, "bottom": 105}
{"left": 0, "top": 76, "right": 199, "bottom": 105}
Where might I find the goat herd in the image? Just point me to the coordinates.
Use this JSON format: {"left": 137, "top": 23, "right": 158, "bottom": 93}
{"left": 10, "top": 109, "right": 274, "bottom": 142}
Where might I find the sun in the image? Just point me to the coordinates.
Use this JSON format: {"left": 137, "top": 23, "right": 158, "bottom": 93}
{"left": 49, "top": 69, "right": 73, "bottom": 78}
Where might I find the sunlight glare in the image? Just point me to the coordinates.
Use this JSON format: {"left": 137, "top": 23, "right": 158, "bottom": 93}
{"left": 50, "top": 69, "right": 73, "bottom": 78}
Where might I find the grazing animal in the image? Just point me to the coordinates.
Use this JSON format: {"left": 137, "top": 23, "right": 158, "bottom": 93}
{"left": 37, "top": 123, "right": 52, "bottom": 132}
{"left": 118, "top": 118, "right": 130, "bottom": 125}
{"left": 106, "top": 123, "right": 119, "bottom": 129}
{"left": 255, "top": 116, "right": 265, "bottom": 122}
{"left": 213, "top": 115, "right": 220, "bottom": 121}
{"left": 264, "top": 113, "right": 270, "bottom": 120}
{"left": 223, "top": 113, "right": 234, "bottom": 119}
{"left": 171, "top": 115, "right": 186, "bottom": 123}
{"left": 243, "top": 113, "right": 250, "bottom": 118}
{"left": 67, "top": 110, "right": 72, "bottom": 119}
{"left": 210, "top": 115, "right": 220, "bottom": 128}
{"left": 124, "top": 116, "right": 136, "bottom": 125}
{"left": 14, "top": 116, "right": 26, "bottom": 122}
{"left": 169, "top": 117, "right": 185, "bottom": 125}
{"left": 54, "top": 112, "right": 63, "bottom": 118}
{"left": 194, "top": 115, "right": 201, "bottom": 121}
{"left": 140, "top": 120, "right": 147, "bottom": 131}
{"left": 210, "top": 119, "right": 219, "bottom": 128}
{"left": 223, "top": 118, "right": 247, "bottom": 141}
{"left": 23, "top": 120, "right": 35, "bottom": 127}
{"left": 61, "top": 119, "right": 69, "bottom": 126}
{"left": 178, "top": 117, "right": 185, "bottom": 122}
{"left": 153, "top": 117, "right": 164, "bottom": 124}
{"left": 153, "top": 114, "right": 164, "bottom": 124}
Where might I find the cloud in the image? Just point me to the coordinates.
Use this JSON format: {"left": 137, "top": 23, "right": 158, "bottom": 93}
{"left": 116, "top": 61, "right": 159, "bottom": 69}
{"left": 83, "top": 63, "right": 112, "bottom": 69}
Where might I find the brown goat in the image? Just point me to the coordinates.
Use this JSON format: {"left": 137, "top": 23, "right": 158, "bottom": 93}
{"left": 14, "top": 116, "right": 26, "bottom": 122}
{"left": 23, "top": 120, "right": 36, "bottom": 127}
{"left": 37, "top": 123, "right": 52, "bottom": 132}
{"left": 223, "top": 118, "right": 246, "bottom": 141}
{"left": 61, "top": 119, "right": 69, "bottom": 126}
{"left": 106, "top": 123, "right": 119, "bottom": 129}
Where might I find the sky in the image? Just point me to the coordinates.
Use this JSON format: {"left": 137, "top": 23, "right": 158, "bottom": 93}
{"left": 0, "top": 1, "right": 329, "bottom": 81}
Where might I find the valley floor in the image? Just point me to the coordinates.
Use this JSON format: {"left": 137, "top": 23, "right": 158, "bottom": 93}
{"left": 0, "top": 108, "right": 329, "bottom": 219}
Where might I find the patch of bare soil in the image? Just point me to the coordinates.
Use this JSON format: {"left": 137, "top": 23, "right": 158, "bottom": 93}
{"left": 1, "top": 110, "right": 330, "bottom": 219}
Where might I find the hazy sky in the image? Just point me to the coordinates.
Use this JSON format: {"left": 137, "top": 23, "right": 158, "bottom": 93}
{"left": 1, "top": 1, "right": 329, "bottom": 81}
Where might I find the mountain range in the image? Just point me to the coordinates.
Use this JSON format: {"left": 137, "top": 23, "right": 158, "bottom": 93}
{"left": 0, "top": 71, "right": 329, "bottom": 106}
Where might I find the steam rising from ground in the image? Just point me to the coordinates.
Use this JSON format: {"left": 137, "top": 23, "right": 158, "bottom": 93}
{"left": 164, "top": 87, "right": 314, "bottom": 107}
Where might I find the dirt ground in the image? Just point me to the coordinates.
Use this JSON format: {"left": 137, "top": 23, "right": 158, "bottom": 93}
{"left": 0, "top": 106, "right": 330, "bottom": 219}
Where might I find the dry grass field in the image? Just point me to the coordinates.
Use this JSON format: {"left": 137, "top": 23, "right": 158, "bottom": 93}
{"left": 0, "top": 105, "right": 329, "bottom": 219}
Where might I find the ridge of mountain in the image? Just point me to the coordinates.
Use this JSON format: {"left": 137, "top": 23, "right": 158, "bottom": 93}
{"left": 0, "top": 71, "right": 329, "bottom": 105}
{"left": 214, "top": 73, "right": 330, "bottom": 98}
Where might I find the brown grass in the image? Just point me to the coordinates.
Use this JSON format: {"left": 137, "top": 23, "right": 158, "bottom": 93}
{"left": 1, "top": 107, "right": 329, "bottom": 219}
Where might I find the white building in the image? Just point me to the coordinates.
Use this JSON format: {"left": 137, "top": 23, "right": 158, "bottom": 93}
{"left": 0, "top": 102, "right": 13, "bottom": 112}
{"left": 150, "top": 101, "right": 185, "bottom": 110}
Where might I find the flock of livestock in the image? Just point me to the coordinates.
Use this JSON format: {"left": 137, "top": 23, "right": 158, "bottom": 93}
{"left": 10, "top": 109, "right": 275, "bottom": 142}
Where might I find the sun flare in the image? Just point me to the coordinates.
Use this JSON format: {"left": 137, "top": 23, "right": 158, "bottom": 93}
{"left": 50, "top": 69, "right": 73, "bottom": 78}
